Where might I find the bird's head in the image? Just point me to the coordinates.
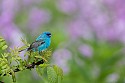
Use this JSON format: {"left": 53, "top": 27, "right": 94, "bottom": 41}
{"left": 43, "top": 32, "right": 51, "bottom": 38}
{"left": 36, "top": 31, "right": 51, "bottom": 41}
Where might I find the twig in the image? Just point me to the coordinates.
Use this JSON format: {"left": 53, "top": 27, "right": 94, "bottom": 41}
{"left": 26, "top": 60, "right": 44, "bottom": 69}
{"left": 2, "top": 60, "right": 44, "bottom": 76}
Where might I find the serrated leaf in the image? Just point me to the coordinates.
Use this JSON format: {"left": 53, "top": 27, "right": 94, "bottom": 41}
{"left": 0, "top": 37, "right": 4, "bottom": 41}
{"left": 0, "top": 41, "right": 6, "bottom": 47}
{"left": 1, "top": 64, "right": 7, "bottom": 69}
{"left": 18, "top": 45, "right": 28, "bottom": 51}
{"left": 47, "top": 67, "right": 57, "bottom": 83}
{"left": 21, "top": 38, "right": 30, "bottom": 46}
{"left": 3, "top": 53, "right": 9, "bottom": 58}
{"left": 36, "top": 66, "right": 45, "bottom": 76}
{"left": 2, "top": 45, "right": 8, "bottom": 50}
{"left": 39, "top": 64, "right": 49, "bottom": 68}
{"left": 53, "top": 65, "right": 63, "bottom": 80}
{"left": 1, "top": 62, "right": 6, "bottom": 66}
{"left": 11, "top": 69, "right": 16, "bottom": 82}
{"left": 35, "top": 56, "right": 42, "bottom": 59}
{"left": 0, "top": 37, "right": 8, "bottom": 50}
{"left": 1, "top": 72, "right": 5, "bottom": 76}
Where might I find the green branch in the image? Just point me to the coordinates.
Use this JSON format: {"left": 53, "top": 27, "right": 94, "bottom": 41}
{"left": 0, "top": 37, "right": 63, "bottom": 83}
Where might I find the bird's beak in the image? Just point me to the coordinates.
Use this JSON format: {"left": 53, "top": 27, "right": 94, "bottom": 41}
{"left": 49, "top": 34, "right": 51, "bottom": 37}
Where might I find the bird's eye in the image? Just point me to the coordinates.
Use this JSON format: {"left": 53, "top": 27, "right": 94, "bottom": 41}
{"left": 46, "top": 33, "right": 51, "bottom": 37}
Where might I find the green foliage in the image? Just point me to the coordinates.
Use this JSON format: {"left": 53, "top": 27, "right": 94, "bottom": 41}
{"left": 0, "top": 37, "right": 8, "bottom": 50}
{"left": 65, "top": 40, "right": 125, "bottom": 83}
{"left": 0, "top": 36, "right": 63, "bottom": 83}
{"left": 47, "top": 65, "right": 63, "bottom": 83}
{"left": 47, "top": 67, "right": 57, "bottom": 83}
{"left": 53, "top": 65, "right": 63, "bottom": 81}
{"left": 0, "top": 37, "right": 11, "bottom": 77}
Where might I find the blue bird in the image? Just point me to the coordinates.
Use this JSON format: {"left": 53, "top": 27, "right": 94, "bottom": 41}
{"left": 27, "top": 32, "right": 51, "bottom": 54}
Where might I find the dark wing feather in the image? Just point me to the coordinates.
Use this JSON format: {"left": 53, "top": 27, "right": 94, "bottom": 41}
{"left": 27, "top": 39, "right": 45, "bottom": 51}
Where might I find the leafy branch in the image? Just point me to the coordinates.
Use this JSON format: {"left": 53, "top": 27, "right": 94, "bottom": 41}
{"left": 0, "top": 37, "right": 63, "bottom": 83}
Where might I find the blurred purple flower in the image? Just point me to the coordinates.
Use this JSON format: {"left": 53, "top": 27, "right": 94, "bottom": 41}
{"left": 65, "top": 0, "right": 125, "bottom": 44}
{"left": 0, "top": 0, "right": 24, "bottom": 48}
{"left": 52, "top": 48, "right": 72, "bottom": 74}
{"left": 78, "top": 44, "right": 93, "bottom": 57}
{"left": 22, "top": 0, "right": 43, "bottom": 6}
{"left": 106, "top": 73, "right": 119, "bottom": 83}
{"left": 28, "top": 8, "right": 51, "bottom": 30}
{"left": 101, "top": 0, "right": 125, "bottom": 42}
{"left": 103, "top": 0, "right": 125, "bottom": 20}
{"left": 1, "top": 0, "right": 19, "bottom": 19}
{"left": 68, "top": 20, "right": 83, "bottom": 39}
{"left": 57, "top": 0, "right": 78, "bottom": 14}
{"left": 0, "top": 23, "right": 24, "bottom": 48}
{"left": 0, "top": 13, "right": 13, "bottom": 26}
{"left": 0, "top": 22, "right": 25, "bottom": 58}
{"left": 68, "top": 19, "right": 93, "bottom": 40}
{"left": 0, "top": 0, "right": 19, "bottom": 26}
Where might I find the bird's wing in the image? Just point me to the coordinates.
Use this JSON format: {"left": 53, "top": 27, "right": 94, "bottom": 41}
{"left": 27, "top": 39, "right": 45, "bottom": 51}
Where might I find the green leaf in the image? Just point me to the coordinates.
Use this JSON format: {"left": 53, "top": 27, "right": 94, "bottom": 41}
{"left": 0, "top": 42, "right": 6, "bottom": 47}
{"left": 47, "top": 67, "right": 57, "bottom": 83}
{"left": 21, "top": 38, "right": 30, "bottom": 46}
{"left": 2, "top": 45, "right": 8, "bottom": 50}
{"left": 35, "top": 56, "right": 42, "bottom": 59}
{"left": 18, "top": 45, "right": 28, "bottom": 51}
{"left": 36, "top": 66, "right": 45, "bottom": 76}
{"left": 0, "top": 37, "right": 8, "bottom": 50}
{"left": 1, "top": 64, "right": 8, "bottom": 69}
{"left": 0, "top": 37, "right": 4, "bottom": 41}
{"left": 53, "top": 65, "right": 63, "bottom": 80}
{"left": 11, "top": 69, "right": 16, "bottom": 82}
{"left": 39, "top": 64, "right": 49, "bottom": 68}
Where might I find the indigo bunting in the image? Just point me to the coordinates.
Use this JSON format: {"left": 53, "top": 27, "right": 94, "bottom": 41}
{"left": 27, "top": 32, "right": 51, "bottom": 53}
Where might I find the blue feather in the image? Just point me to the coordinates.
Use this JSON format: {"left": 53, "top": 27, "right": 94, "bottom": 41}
{"left": 28, "top": 32, "right": 51, "bottom": 53}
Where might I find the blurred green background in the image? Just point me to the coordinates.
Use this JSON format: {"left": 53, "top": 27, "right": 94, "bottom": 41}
{"left": 0, "top": 0, "right": 125, "bottom": 83}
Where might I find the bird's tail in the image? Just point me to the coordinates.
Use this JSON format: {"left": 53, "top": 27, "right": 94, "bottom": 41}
{"left": 19, "top": 46, "right": 33, "bottom": 52}
{"left": 27, "top": 47, "right": 32, "bottom": 51}
{"left": 18, "top": 48, "right": 28, "bottom": 52}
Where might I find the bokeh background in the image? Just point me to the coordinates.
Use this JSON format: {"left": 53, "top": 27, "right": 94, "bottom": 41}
{"left": 0, "top": 0, "right": 125, "bottom": 83}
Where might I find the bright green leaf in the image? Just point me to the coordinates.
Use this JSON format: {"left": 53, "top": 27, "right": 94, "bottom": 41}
{"left": 2, "top": 45, "right": 8, "bottom": 50}
{"left": 47, "top": 67, "right": 57, "bottom": 83}
{"left": 53, "top": 65, "right": 63, "bottom": 80}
